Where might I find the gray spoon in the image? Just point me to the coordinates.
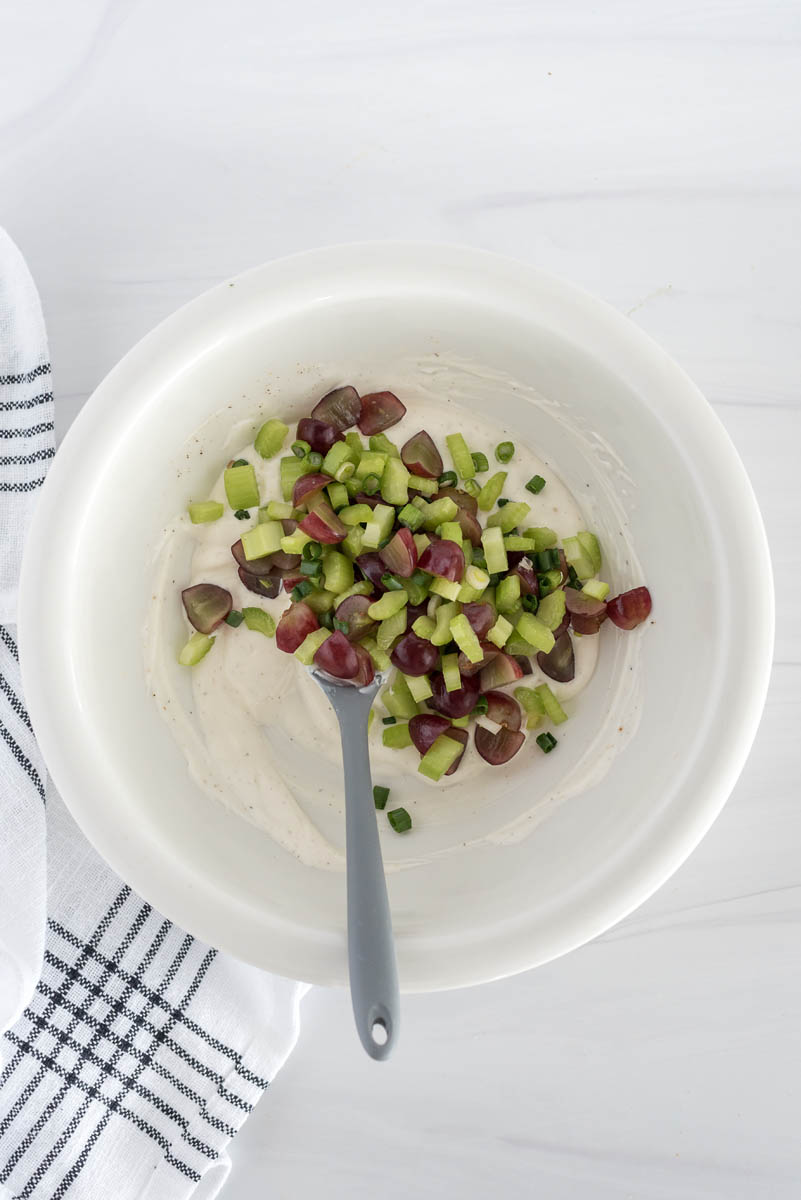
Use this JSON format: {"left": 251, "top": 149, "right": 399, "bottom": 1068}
{"left": 310, "top": 667, "right": 399, "bottom": 1060}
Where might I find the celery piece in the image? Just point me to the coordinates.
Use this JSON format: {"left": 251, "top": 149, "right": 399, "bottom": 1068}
{"left": 449, "top": 614, "right": 483, "bottom": 664}
{"left": 522, "top": 526, "right": 557, "bottom": 551}
{"left": 534, "top": 683, "right": 569, "bottom": 725}
{"left": 397, "top": 503, "right": 424, "bottom": 531}
{"left": 369, "top": 432, "right": 400, "bottom": 456}
{"left": 411, "top": 495, "right": 428, "bottom": 512}
{"left": 418, "top": 733, "right": 463, "bottom": 780}
{"left": 487, "top": 501, "right": 531, "bottom": 534}
{"left": 431, "top": 601, "right": 459, "bottom": 646}
{"left": 439, "top": 521, "right": 462, "bottom": 545}
{"left": 341, "top": 526, "right": 365, "bottom": 559}
{"left": 504, "top": 599, "right": 524, "bottom": 625}
{"left": 362, "top": 504, "right": 395, "bottom": 549}
{"left": 263, "top": 499, "right": 294, "bottom": 520}
{"left": 178, "top": 631, "right": 215, "bottom": 666}
{"left": 465, "top": 565, "right": 490, "bottom": 592}
{"left": 487, "top": 614, "right": 513, "bottom": 648}
{"left": 254, "top": 418, "right": 288, "bottom": 459}
{"left": 429, "top": 576, "right": 462, "bottom": 602}
{"left": 280, "top": 455, "right": 311, "bottom": 501}
{"left": 503, "top": 536, "right": 538, "bottom": 552}
{"left": 515, "top": 685, "right": 546, "bottom": 729}
{"left": 333, "top": 580, "right": 373, "bottom": 606}
{"left": 355, "top": 450, "right": 387, "bottom": 480}
{"left": 323, "top": 550, "right": 354, "bottom": 595}
{"left": 450, "top": 715, "right": 470, "bottom": 728}
{"left": 441, "top": 652, "right": 461, "bottom": 692}
{"left": 515, "top": 612, "right": 555, "bottom": 654}
{"left": 327, "top": 482, "right": 349, "bottom": 511}
{"left": 537, "top": 589, "right": 567, "bottom": 631}
{"left": 408, "top": 474, "right": 438, "bottom": 496}
{"left": 477, "top": 470, "right": 507, "bottom": 512}
{"left": 383, "top": 722, "right": 413, "bottom": 749}
{"left": 413, "top": 532, "right": 431, "bottom": 555}
{"left": 446, "top": 433, "right": 475, "bottom": 481}
{"left": 381, "top": 457, "right": 410, "bottom": 506}
{"left": 582, "top": 578, "right": 611, "bottom": 601}
{"left": 376, "top": 608, "right": 408, "bottom": 651}
{"left": 456, "top": 581, "right": 483, "bottom": 604}
{"left": 482, "top": 585, "right": 497, "bottom": 611}
{"left": 242, "top": 521, "right": 282, "bottom": 560}
{"left": 412, "top": 614, "right": 436, "bottom": 640}
{"left": 505, "top": 637, "right": 539, "bottom": 656}
{"left": 345, "top": 431, "right": 364, "bottom": 457}
{"left": 384, "top": 673, "right": 419, "bottom": 718}
{"left": 303, "top": 589, "right": 338, "bottom": 615}
{"left": 294, "top": 628, "right": 331, "bottom": 664}
{"left": 345, "top": 476, "right": 361, "bottom": 497}
{"left": 224, "top": 464, "right": 259, "bottom": 510}
{"left": 405, "top": 673, "right": 433, "bottom": 703}
{"left": 463, "top": 541, "right": 473, "bottom": 567}
{"left": 361, "top": 636, "right": 391, "bottom": 672}
{"left": 321, "top": 441, "right": 355, "bottom": 478}
{"left": 335, "top": 461, "right": 356, "bottom": 482}
{"left": 481, "top": 526, "right": 508, "bottom": 574}
{"left": 421, "top": 497, "right": 458, "bottom": 531}
{"left": 280, "top": 529, "right": 313, "bottom": 555}
{"left": 563, "top": 535, "right": 595, "bottom": 581}
{"left": 495, "top": 574, "right": 521, "bottom": 612}
{"left": 577, "top": 531, "right": 602, "bottom": 573}
{"left": 538, "top": 569, "right": 563, "bottom": 596}
{"left": 339, "top": 503, "right": 374, "bottom": 526}
{"left": 399, "top": 576, "right": 430, "bottom": 607}
{"left": 242, "top": 607, "right": 276, "bottom": 637}
{"left": 368, "top": 590, "right": 408, "bottom": 620}
{"left": 188, "top": 501, "right": 224, "bottom": 524}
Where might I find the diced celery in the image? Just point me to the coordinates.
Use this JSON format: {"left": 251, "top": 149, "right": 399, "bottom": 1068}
{"left": 504, "top": 599, "right": 524, "bottom": 624}
{"left": 397, "top": 503, "right": 424, "bottom": 531}
{"left": 294, "top": 628, "right": 331, "bottom": 664}
{"left": 411, "top": 495, "right": 429, "bottom": 511}
{"left": 345, "top": 476, "right": 361, "bottom": 497}
{"left": 224, "top": 464, "right": 259, "bottom": 510}
{"left": 456, "top": 580, "right": 484, "bottom": 603}
{"left": 242, "top": 521, "right": 283, "bottom": 560}
{"left": 339, "top": 503, "right": 374, "bottom": 526}
{"left": 381, "top": 457, "right": 410, "bottom": 506}
{"left": 582, "top": 578, "right": 611, "bottom": 601}
{"left": 322, "top": 550, "right": 354, "bottom": 595}
{"left": 441, "top": 652, "right": 461, "bottom": 692}
{"left": 405, "top": 673, "right": 433, "bottom": 702}
{"left": 446, "top": 433, "right": 475, "bottom": 480}
{"left": 522, "top": 526, "right": 557, "bottom": 551}
{"left": 482, "top": 585, "right": 497, "bottom": 611}
{"left": 333, "top": 580, "right": 373, "bottom": 606}
{"left": 408, "top": 474, "right": 438, "bottom": 496}
{"left": 280, "top": 455, "right": 311, "bottom": 501}
{"left": 505, "top": 637, "right": 539, "bottom": 656}
{"left": 335, "top": 461, "right": 356, "bottom": 482}
{"left": 362, "top": 504, "right": 395, "bottom": 549}
{"left": 477, "top": 470, "right": 507, "bottom": 512}
{"left": 263, "top": 499, "right": 294, "bottom": 520}
{"left": 463, "top": 541, "right": 473, "bottom": 567}
{"left": 355, "top": 450, "right": 387, "bottom": 480}
{"left": 368, "top": 590, "right": 408, "bottom": 620}
{"left": 481, "top": 526, "right": 508, "bottom": 574}
{"left": 429, "top": 576, "right": 462, "bottom": 602}
{"left": 321, "top": 441, "right": 355, "bottom": 478}
{"left": 178, "top": 631, "right": 215, "bottom": 665}
{"left": 341, "top": 526, "right": 365, "bottom": 559}
{"left": 345, "top": 431, "right": 364, "bottom": 457}
{"left": 503, "top": 536, "right": 538, "bottom": 552}
{"left": 361, "top": 636, "right": 391, "bottom": 672}
{"left": 383, "top": 722, "right": 413, "bottom": 749}
{"left": 412, "top": 614, "right": 436, "bottom": 640}
{"left": 439, "top": 521, "right": 462, "bottom": 545}
{"left": 534, "top": 683, "right": 569, "bottom": 725}
{"left": 376, "top": 608, "right": 408, "bottom": 651}
{"left": 369, "top": 433, "right": 400, "bottom": 457}
{"left": 421, "top": 497, "right": 458, "bottom": 531}
{"left": 254, "top": 418, "right": 288, "bottom": 459}
{"left": 413, "top": 532, "right": 431, "bottom": 555}
{"left": 326, "top": 482, "right": 349, "bottom": 511}
{"left": 449, "top": 614, "right": 483, "bottom": 664}
{"left": 577, "top": 531, "right": 602, "bottom": 573}
{"left": 515, "top": 612, "right": 555, "bottom": 654}
{"left": 495, "top": 574, "right": 521, "bottom": 612}
{"left": 280, "top": 529, "right": 313, "bottom": 554}
{"left": 188, "top": 501, "right": 224, "bottom": 524}
{"left": 418, "top": 733, "right": 463, "bottom": 780}
{"left": 563, "top": 535, "right": 595, "bottom": 581}
{"left": 399, "top": 576, "right": 430, "bottom": 606}
{"left": 431, "top": 601, "right": 459, "bottom": 646}
{"left": 242, "top": 607, "right": 276, "bottom": 637}
{"left": 450, "top": 715, "right": 470, "bottom": 728}
{"left": 538, "top": 569, "right": 563, "bottom": 596}
{"left": 487, "top": 501, "right": 531, "bottom": 534}
{"left": 303, "top": 589, "right": 338, "bottom": 615}
{"left": 384, "top": 673, "right": 419, "bottom": 718}
{"left": 537, "top": 589, "right": 566, "bottom": 630}
{"left": 515, "top": 685, "right": 546, "bottom": 729}
{"left": 487, "top": 614, "right": 513, "bottom": 648}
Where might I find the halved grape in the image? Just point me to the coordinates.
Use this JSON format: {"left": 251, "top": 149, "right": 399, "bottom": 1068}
{"left": 417, "top": 539, "right": 465, "bottom": 582}
{"left": 552, "top": 614, "right": 570, "bottom": 639}
{"left": 313, "top": 629, "right": 360, "bottom": 679}
{"left": 379, "top": 527, "right": 418, "bottom": 578}
{"left": 536, "top": 631, "right": 575, "bottom": 682}
{"left": 474, "top": 724, "right": 525, "bottom": 765}
{"left": 429, "top": 670, "right": 480, "bottom": 718}
{"left": 335, "top": 594, "right": 377, "bottom": 641}
{"left": 564, "top": 587, "right": 607, "bottom": 635}
{"left": 401, "top": 430, "right": 443, "bottom": 479}
{"left": 390, "top": 631, "right": 439, "bottom": 676}
{"left": 356, "top": 552, "right": 389, "bottom": 593}
{"left": 354, "top": 492, "right": 382, "bottom": 509}
{"left": 280, "top": 570, "right": 304, "bottom": 594}
{"left": 358, "top": 391, "right": 406, "bottom": 435}
{"left": 281, "top": 518, "right": 299, "bottom": 535}
{"left": 405, "top": 602, "right": 428, "bottom": 629}
{"left": 299, "top": 501, "right": 347, "bottom": 544}
{"left": 513, "top": 655, "right": 532, "bottom": 676}
{"left": 479, "top": 652, "right": 524, "bottom": 691}
{"left": 293, "top": 472, "right": 334, "bottom": 508}
{"left": 434, "top": 487, "right": 479, "bottom": 516}
{"left": 182, "top": 584, "right": 232, "bottom": 633}
{"left": 462, "top": 603, "right": 495, "bottom": 639}
{"left": 270, "top": 550, "right": 302, "bottom": 571}
{"left": 458, "top": 642, "right": 499, "bottom": 677}
{"left": 455, "top": 507, "right": 483, "bottom": 547}
{"left": 240, "top": 566, "right": 280, "bottom": 597}
{"left": 311, "top": 386, "right": 361, "bottom": 431}
{"left": 231, "top": 539, "right": 274, "bottom": 577}
{"left": 276, "top": 601, "right": 319, "bottom": 652}
{"left": 349, "top": 643, "right": 375, "bottom": 686}
{"left": 408, "top": 713, "right": 451, "bottom": 755}
{"left": 606, "top": 586, "right": 652, "bottom": 630}
{"left": 510, "top": 557, "right": 539, "bottom": 597}
{"left": 297, "top": 417, "right": 343, "bottom": 454}
{"left": 483, "top": 690, "right": 522, "bottom": 731}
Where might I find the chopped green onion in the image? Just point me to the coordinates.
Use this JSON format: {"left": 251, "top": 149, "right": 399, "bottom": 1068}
{"left": 446, "top": 433, "right": 475, "bottom": 480}
{"left": 381, "top": 573, "right": 405, "bottom": 591}
{"left": 335, "top": 461, "right": 356, "bottom": 482}
{"left": 303, "top": 541, "right": 323, "bottom": 560}
{"left": 387, "top": 807, "right": 412, "bottom": 832}
{"left": 471, "top": 451, "right": 489, "bottom": 473}
{"left": 242, "top": 607, "right": 276, "bottom": 637}
{"left": 178, "top": 631, "right": 215, "bottom": 666}
{"left": 231, "top": 458, "right": 249, "bottom": 468}
{"left": 254, "top": 419, "right": 288, "bottom": 459}
{"left": 291, "top": 580, "right": 317, "bottom": 601}
{"left": 536, "top": 731, "right": 558, "bottom": 753}
{"left": 462, "top": 479, "right": 481, "bottom": 498}
{"left": 567, "top": 565, "right": 582, "bottom": 589}
{"left": 225, "top": 610, "right": 245, "bottom": 627}
{"left": 300, "top": 559, "right": 322, "bottom": 577}
{"left": 473, "top": 695, "right": 489, "bottom": 716}
{"left": 373, "top": 785, "right": 390, "bottom": 809}
{"left": 399, "top": 576, "right": 429, "bottom": 606}
{"left": 224, "top": 463, "right": 260, "bottom": 510}
{"left": 521, "top": 594, "right": 539, "bottom": 613}
{"left": 496, "top": 498, "right": 509, "bottom": 507}
{"left": 382, "top": 715, "right": 397, "bottom": 725}
{"left": 535, "top": 548, "right": 560, "bottom": 572}
{"left": 382, "top": 722, "right": 413, "bottom": 749}
{"left": 188, "top": 500, "right": 224, "bottom": 524}
{"left": 234, "top": 509, "right": 250, "bottom": 520}
{"left": 291, "top": 440, "right": 311, "bottom": 458}
{"left": 437, "top": 470, "right": 457, "bottom": 487}
{"left": 319, "top": 611, "right": 334, "bottom": 630}
{"left": 495, "top": 441, "right": 515, "bottom": 463}
{"left": 360, "top": 473, "right": 379, "bottom": 495}
{"left": 526, "top": 474, "right": 546, "bottom": 494}
{"left": 305, "top": 451, "right": 322, "bottom": 471}
{"left": 332, "top": 617, "right": 348, "bottom": 633}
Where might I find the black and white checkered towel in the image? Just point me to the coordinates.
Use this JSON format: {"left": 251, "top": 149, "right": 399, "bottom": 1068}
{"left": 0, "top": 229, "right": 304, "bottom": 1199}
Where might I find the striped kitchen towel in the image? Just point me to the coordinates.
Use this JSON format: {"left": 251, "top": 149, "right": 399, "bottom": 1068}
{"left": 0, "top": 229, "right": 305, "bottom": 1200}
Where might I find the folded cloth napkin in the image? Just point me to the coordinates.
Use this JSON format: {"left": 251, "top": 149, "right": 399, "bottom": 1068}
{"left": 0, "top": 229, "right": 305, "bottom": 1200}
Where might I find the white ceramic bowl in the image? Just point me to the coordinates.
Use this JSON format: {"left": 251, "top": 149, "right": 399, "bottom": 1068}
{"left": 19, "top": 244, "right": 773, "bottom": 991}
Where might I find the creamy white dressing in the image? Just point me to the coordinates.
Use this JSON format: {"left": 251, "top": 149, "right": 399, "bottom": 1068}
{"left": 145, "top": 360, "right": 643, "bottom": 871}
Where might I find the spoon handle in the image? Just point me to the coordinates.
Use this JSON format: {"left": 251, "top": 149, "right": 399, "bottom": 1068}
{"left": 335, "top": 693, "right": 400, "bottom": 1060}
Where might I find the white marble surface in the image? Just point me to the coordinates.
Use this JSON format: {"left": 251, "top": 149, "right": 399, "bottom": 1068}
{"left": 2, "top": 1, "right": 800, "bottom": 1195}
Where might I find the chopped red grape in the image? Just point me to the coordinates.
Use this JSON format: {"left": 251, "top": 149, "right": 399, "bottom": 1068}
{"left": 231, "top": 539, "right": 274, "bottom": 577}
{"left": 455, "top": 508, "right": 483, "bottom": 547}
{"left": 390, "top": 631, "right": 439, "bottom": 676}
{"left": 357, "top": 391, "right": 406, "bottom": 435}
{"left": 479, "top": 652, "right": 524, "bottom": 691}
{"left": 311, "top": 386, "right": 361, "bottom": 432}
{"left": 281, "top": 518, "right": 298, "bottom": 535}
{"left": 405, "top": 602, "right": 428, "bottom": 629}
{"left": 417, "top": 538, "right": 465, "bottom": 582}
{"left": 434, "top": 487, "right": 478, "bottom": 516}
{"left": 296, "top": 417, "right": 343, "bottom": 454}
{"left": 510, "top": 556, "right": 539, "bottom": 597}
{"left": 459, "top": 642, "right": 499, "bottom": 677}
{"left": 270, "top": 550, "right": 302, "bottom": 571}
{"left": 462, "top": 603, "right": 495, "bottom": 639}
{"left": 241, "top": 566, "right": 280, "bottom": 597}
{"left": 552, "top": 614, "right": 570, "bottom": 640}
{"left": 182, "top": 584, "right": 232, "bottom": 633}
{"left": 356, "top": 552, "right": 389, "bottom": 592}
{"left": 313, "top": 629, "right": 360, "bottom": 679}
{"left": 537, "top": 631, "right": 575, "bottom": 683}
{"left": 513, "top": 655, "right": 532, "bottom": 676}
{"left": 354, "top": 492, "right": 382, "bottom": 509}
{"left": 349, "top": 643, "right": 375, "bottom": 687}
{"left": 379, "top": 527, "right": 418, "bottom": 577}
{"left": 408, "top": 713, "right": 452, "bottom": 755}
{"left": 276, "top": 600, "right": 319, "bottom": 652}
{"left": 606, "top": 586, "right": 652, "bottom": 630}
{"left": 483, "top": 690, "right": 522, "bottom": 731}
{"left": 293, "top": 472, "right": 334, "bottom": 509}
{"left": 334, "top": 594, "right": 377, "bottom": 641}
{"left": 564, "top": 587, "right": 607, "bottom": 635}
{"left": 299, "top": 501, "right": 347, "bottom": 544}
{"left": 474, "top": 724, "right": 525, "bottom": 765}
{"left": 557, "top": 548, "right": 569, "bottom": 584}
{"left": 429, "top": 670, "right": 481, "bottom": 718}
{"left": 400, "top": 430, "right": 443, "bottom": 478}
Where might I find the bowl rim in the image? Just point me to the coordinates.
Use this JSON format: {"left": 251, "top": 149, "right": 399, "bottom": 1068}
{"left": 18, "top": 241, "right": 774, "bottom": 991}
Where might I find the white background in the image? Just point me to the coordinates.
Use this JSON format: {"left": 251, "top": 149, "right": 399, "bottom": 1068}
{"left": 2, "top": 1, "right": 800, "bottom": 1196}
